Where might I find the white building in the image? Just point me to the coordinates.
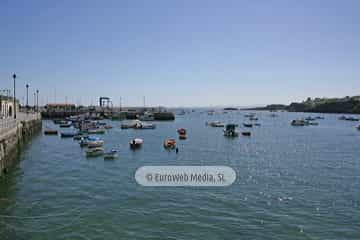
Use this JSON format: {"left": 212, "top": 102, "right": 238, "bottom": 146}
{"left": 0, "top": 95, "right": 19, "bottom": 119}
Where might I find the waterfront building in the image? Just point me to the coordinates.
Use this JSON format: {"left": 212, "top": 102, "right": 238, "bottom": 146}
{"left": 0, "top": 95, "right": 19, "bottom": 119}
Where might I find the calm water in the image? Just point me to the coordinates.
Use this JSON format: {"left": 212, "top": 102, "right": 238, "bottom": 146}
{"left": 1, "top": 111, "right": 360, "bottom": 239}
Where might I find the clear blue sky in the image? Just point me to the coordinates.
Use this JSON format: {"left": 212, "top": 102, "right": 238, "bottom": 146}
{"left": 1, "top": 0, "right": 359, "bottom": 107}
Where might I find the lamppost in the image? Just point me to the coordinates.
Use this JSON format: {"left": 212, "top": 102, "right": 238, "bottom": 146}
{"left": 26, "top": 84, "right": 29, "bottom": 111}
{"left": 33, "top": 92, "right": 36, "bottom": 112}
{"left": 13, "top": 73, "right": 16, "bottom": 119}
{"left": 36, "top": 90, "right": 39, "bottom": 112}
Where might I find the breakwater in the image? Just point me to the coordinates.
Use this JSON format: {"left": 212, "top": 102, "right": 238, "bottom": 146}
{"left": 0, "top": 113, "right": 42, "bottom": 176}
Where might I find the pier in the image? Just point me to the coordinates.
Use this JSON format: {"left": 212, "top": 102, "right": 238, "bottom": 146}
{"left": 0, "top": 112, "right": 42, "bottom": 176}
{"left": 41, "top": 104, "right": 175, "bottom": 120}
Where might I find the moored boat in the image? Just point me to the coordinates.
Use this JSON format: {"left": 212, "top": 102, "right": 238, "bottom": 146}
{"left": 357, "top": 125, "right": 360, "bottom": 130}
{"left": 243, "top": 123, "right": 253, "bottom": 128}
{"left": 207, "top": 121, "right": 225, "bottom": 127}
{"left": 177, "top": 128, "right": 187, "bottom": 135}
{"left": 88, "top": 139, "right": 104, "bottom": 148}
{"left": 44, "top": 129, "right": 58, "bottom": 135}
{"left": 130, "top": 138, "right": 143, "bottom": 149}
{"left": 104, "top": 150, "right": 118, "bottom": 160}
{"left": 338, "top": 116, "right": 359, "bottom": 121}
{"left": 88, "top": 128, "right": 105, "bottom": 134}
{"left": 134, "top": 122, "right": 156, "bottom": 129}
{"left": 86, "top": 147, "right": 104, "bottom": 157}
{"left": 291, "top": 119, "right": 307, "bottom": 126}
{"left": 223, "top": 124, "right": 239, "bottom": 137}
{"left": 60, "top": 132, "right": 76, "bottom": 138}
{"left": 241, "top": 131, "right": 251, "bottom": 136}
{"left": 104, "top": 124, "right": 113, "bottom": 129}
{"left": 164, "top": 139, "right": 176, "bottom": 149}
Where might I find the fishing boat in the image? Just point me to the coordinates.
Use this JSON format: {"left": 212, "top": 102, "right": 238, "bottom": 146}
{"left": 164, "top": 139, "right": 176, "bottom": 149}
{"left": 86, "top": 147, "right": 104, "bottom": 157}
{"left": 104, "top": 124, "right": 113, "bottom": 129}
{"left": 88, "top": 128, "right": 105, "bottom": 134}
{"left": 315, "top": 116, "right": 325, "bottom": 120}
{"left": 345, "top": 117, "right": 359, "bottom": 121}
{"left": 138, "top": 111, "right": 155, "bottom": 121}
{"left": 308, "top": 122, "right": 319, "bottom": 126}
{"left": 243, "top": 123, "right": 253, "bottom": 128}
{"left": 60, "top": 132, "right": 76, "bottom": 138}
{"left": 241, "top": 131, "right": 251, "bottom": 136}
{"left": 88, "top": 139, "right": 104, "bottom": 148}
{"left": 44, "top": 129, "right": 58, "bottom": 135}
{"left": 130, "top": 138, "right": 143, "bottom": 149}
{"left": 291, "top": 119, "right": 307, "bottom": 126}
{"left": 249, "top": 117, "right": 258, "bottom": 121}
{"left": 104, "top": 150, "right": 118, "bottom": 159}
{"left": 85, "top": 136, "right": 104, "bottom": 148}
{"left": 177, "top": 128, "right": 187, "bottom": 135}
{"left": 223, "top": 124, "right": 239, "bottom": 137}
{"left": 254, "top": 123, "right": 261, "bottom": 126}
{"left": 207, "top": 121, "right": 225, "bottom": 127}
{"left": 134, "top": 122, "right": 156, "bottom": 129}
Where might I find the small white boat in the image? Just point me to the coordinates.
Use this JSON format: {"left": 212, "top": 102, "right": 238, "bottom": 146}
{"left": 104, "top": 150, "right": 118, "bottom": 159}
{"left": 86, "top": 147, "right": 104, "bottom": 157}
{"left": 88, "top": 140, "right": 104, "bottom": 148}
{"left": 88, "top": 128, "right": 105, "bottom": 134}
{"left": 134, "top": 122, "right": 156, "bottom": 129}
{"left": 130, "top": 138, "right": 143, "bottom": 149}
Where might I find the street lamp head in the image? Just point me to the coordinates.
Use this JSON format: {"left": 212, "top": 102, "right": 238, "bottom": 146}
{"left": 26, "top": 84, "right": 29, "bottom": 88}
{"left": 36, "top": 89, "right": 39, "bottom": 93}
{"left": 13, "top": 73, "right": 16, "bottom": 79}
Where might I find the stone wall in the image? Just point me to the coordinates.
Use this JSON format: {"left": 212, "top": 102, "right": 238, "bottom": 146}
{"left": 0, "top": 118, "right": 42, "bottom": 176}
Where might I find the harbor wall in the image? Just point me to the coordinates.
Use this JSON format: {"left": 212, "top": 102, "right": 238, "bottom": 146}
{"left": 0, "top": 114, "right": 42, "bottom": 177}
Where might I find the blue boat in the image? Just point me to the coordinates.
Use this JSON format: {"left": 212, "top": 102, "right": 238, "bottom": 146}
{"left": 60, "top": 132, "right": 76, "bottom": 138}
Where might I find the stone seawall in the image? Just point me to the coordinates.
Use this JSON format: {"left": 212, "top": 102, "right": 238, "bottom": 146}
{"left": 0, "top": 118, "right": 42, "bottom": 177}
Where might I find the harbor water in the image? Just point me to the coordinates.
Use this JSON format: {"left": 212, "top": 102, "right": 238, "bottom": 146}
{"left": 0, "top": 111, "right": 360, "bottom": 239}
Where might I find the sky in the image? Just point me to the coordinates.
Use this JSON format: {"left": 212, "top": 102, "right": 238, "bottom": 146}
{"left": 1, "top": 0, "right": 359, "bottom": 107}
